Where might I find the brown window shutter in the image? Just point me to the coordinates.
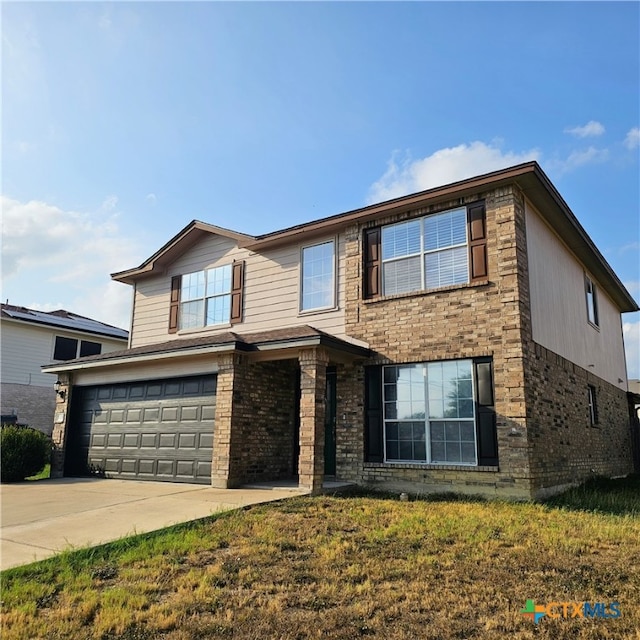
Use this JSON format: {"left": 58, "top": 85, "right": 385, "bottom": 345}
{"left": 468, "top": 202, "right": 487, "bottom": 282}
{"left": 230, "top": 260, "right": 245, "bottom": 325}
{"left": 364, "top": 366, "right": 384, "bottom": 462}
{"left": 169, "top": 275, "right": 181, "bottom": 334}
{"left": 474, "top": 357, "right": 498, "bottom": 466}
{"left": 363, "top": 228, "right": 381, "bottom": 299}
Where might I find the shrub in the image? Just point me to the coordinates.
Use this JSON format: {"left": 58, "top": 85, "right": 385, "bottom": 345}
{"left": 1, "top": 425, "right": 52, "bottom": 483}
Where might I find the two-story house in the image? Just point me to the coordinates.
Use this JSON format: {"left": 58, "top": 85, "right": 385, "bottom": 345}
{"left": 43, "top": 162, "right": 638, "bottom": 498}
{"left": 1, "top": 304, "right": 128, "bottom": 434}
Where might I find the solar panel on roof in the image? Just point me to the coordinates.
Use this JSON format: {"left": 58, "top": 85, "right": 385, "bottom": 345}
{"left": 2, "top": 309, "right": 128, "bottom": 339}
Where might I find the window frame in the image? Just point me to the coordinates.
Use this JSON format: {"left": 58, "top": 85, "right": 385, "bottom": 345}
{"left": 299, "top": 238, "right": 337, "bottom": 313}
{"left": 587, "top": 384, "right": 598, "bottom": 426}
{"left": 585, "top": 274, "right": 599, "bottom": 328}
{"left": 381, "top": 208, "right": 470, "bottom": 296}
{"left": 53, "top": 336, "right": 102, "bottom": 361}
{"left": 363, "top": 201, "right": 487, "bottom": 300}
{"left": 178, "top": 264, "right": 233, "bottom": 330}
{"left": 382, "top": 359, "right": 478, "bottom": 466}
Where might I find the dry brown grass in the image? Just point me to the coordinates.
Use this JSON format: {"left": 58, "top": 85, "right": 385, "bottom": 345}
{"left": 2, "top": 487, "right": 640, "bottom": 640}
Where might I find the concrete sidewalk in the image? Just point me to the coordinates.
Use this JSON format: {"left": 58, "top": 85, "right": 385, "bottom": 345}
{"left": 0, "top": 478, "right": 306, "bottom": 570}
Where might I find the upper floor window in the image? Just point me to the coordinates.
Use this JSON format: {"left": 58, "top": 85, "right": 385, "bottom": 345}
{"left": 53, "top": 336, "right": 101, "bottom": 361}
{"left": 300, "top": 240, "right": 335, "bottom": 312}
{"left": 382, "top": 208, "right": 468, "bottom": 295}
{"left": 363, "top": 202, "right": 487, "bottom": 299}
{"left": 180, "top": 265, "right": 232, "bottom": 330}
{"left": 168, "top": 261, "right": 245, "bottom": 334}
{"left": 585, "top": 275, "right": 599, "bottom": 327}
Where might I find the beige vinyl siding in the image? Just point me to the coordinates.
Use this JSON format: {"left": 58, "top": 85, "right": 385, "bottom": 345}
{"left": 130, "top": 234, "right": 347, "bottom": 347}
{"left": 73, "top": 357, "right": 219, "bottom": 386}
{"left": 0, "top": 320, "right": 126, "bottom": 387}
{"left": 525, "top": 202, "right": 628, "bottom": 387}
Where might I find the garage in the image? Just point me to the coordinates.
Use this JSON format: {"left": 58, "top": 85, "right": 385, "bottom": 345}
{"left": 65, "top": 375, "right": 216, "bottom": 484}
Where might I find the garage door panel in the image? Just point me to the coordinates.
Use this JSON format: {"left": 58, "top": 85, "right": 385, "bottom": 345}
{"left": 126, "top": 409, "right": 142, "bottom": 423}
{"left": 159, "top": 433, "right": 177, "bottom": 448}
{"left": 161, "top": 406, "right": 179, "bottom": 422}
{"left": 123, "top": 433, "right": 139, "bottom": 448}
{"left": 70, "top": 375, "right": 216, "bottom": 484}
{"left": 178, "top": 433, "right": 197, "bottom": 449}
{"left": 199, "top": 433, "right": 214, "bottom": 449}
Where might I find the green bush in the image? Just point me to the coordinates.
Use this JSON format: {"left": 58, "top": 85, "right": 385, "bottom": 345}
{"left": 1, "top": 425, "right": 52, "bottom": 483}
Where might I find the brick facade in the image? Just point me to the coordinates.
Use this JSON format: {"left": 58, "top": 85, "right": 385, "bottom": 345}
{"left": 337, "top": 186, "right": 536, "bottom": 498}
{"left": 1, "top": 383, "right": 56, "bottom": 435}
{"left": 525, "top": 343, "right": 634, "bottom": 497}
{"left": 211, "top": 355, "right": 297, "bottom": 488}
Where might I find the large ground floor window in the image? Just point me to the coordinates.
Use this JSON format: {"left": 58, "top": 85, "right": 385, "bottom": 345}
{"left": 383, "top": 359, "right": 476, "bottom": 464}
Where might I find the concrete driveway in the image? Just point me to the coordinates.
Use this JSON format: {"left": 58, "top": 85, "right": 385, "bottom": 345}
{"left": 1, "top": 478, "right": 305, "bottom": 570}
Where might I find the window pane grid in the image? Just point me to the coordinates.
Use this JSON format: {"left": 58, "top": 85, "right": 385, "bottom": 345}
{"left": 382, "top": 207, "right": 469, "bottom": 295}
{"left": 383, "top": 360, "right": 476, "bottom": 465}
{"left": 179, "top": 265, "right": 232, "bottom": 329}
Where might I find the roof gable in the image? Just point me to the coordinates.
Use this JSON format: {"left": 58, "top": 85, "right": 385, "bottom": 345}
{"left": 110, "top": 163, "right": 638, "bottom": 312}
{"left": 111, "top": 221, "right": 255, "bottom": 284}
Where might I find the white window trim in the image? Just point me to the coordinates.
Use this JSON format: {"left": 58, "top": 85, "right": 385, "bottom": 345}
{"left": 381, "top": 207, "right": 469, "bottom": 296}
{"left": 382, "top": 360, "right": 478, "bottom": 466}
{"left": 299, "top": 238, "right": 337, "bottom": 313}
{"left": 585, "top": 273, "right": 600, "bottom": 329}
{"left": 179, "top": 264, "right": 232, "bottom": 330}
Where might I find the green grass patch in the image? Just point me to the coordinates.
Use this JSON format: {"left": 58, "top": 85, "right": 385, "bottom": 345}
{"left": 25, "top": 463, "right": 50, "bottom": 481}
{"left": 2, "top": 478, "right": 639, "bottom": 639}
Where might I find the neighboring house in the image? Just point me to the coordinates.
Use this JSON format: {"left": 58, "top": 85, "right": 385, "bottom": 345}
{"left": 43, "top": 162, "right": 638, "bottom": 498}
{"left": 1, "top": 304, "right": 128, "bottom": 434}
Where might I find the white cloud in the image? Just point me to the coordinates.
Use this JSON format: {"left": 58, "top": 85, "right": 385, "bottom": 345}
{"left": 547, "top": 146, "right": 609, "bottom": 175}
{"left": 367, "top": 141, "right": 541, "bottom": 204}
{"left": 101, "top": 195, "right": 119, "bottom": 211}
{"left": 564, "top": 121, "right": 605, "bottom": 138}
{"left": 624, "top": 127, "right": 640, "bottom": 150}
{"left": 1, "top": 196, "right": 141, "bottom": 329}
{"left": 146, "top": 193, "right": 157, "bottom": 204}
{"left": 624, "top": 320, "right": 640, "bottom": 380}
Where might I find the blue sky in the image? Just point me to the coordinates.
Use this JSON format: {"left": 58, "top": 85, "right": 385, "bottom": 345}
{"left": 2, "top": 1, "right": 639, "bottom": 376}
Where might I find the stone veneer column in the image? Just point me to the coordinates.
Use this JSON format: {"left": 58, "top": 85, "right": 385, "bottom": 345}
{"left": 211, "top": 353, "right": 242, "bottom": 489}
{"left": 50, "top": 372, "right": 73, "bottom": 478}
{"left": 298, "top": 348, "right": 329, "bottom": 494}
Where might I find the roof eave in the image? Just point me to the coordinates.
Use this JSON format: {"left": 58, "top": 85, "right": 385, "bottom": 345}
{"left": 112, "top": 221, "right": 256, "bottom": 284}
{"left": 517, "top": 167, "right": 639, "bottom": 313}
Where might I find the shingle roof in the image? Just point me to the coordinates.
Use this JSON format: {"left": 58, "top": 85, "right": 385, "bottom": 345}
{"left": 41, "top": 325, "right": 369, "bottom": 370}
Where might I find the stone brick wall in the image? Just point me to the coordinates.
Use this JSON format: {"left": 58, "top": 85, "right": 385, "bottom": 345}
{"left": 231, "top": 358, "right": 298, "bottom": 484}
{"left": 338, "top": 186, "right": 535, "bottom": 498}
{"left": 213, "top": 355, "right": 298, "bottom": 487}
{"left": 1, "top": 383, "right": 56, "bottom": 435}
{"left": 525, "top": 343, "right": 633, "bottom": 497}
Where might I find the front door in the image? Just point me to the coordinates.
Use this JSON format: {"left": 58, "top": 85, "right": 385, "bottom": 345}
{"left": 324, "top": 368, "right": 337, "bottom": 476}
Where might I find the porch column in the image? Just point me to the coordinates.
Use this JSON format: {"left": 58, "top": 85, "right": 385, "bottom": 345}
{"left": 298, "top": 348, "right": 329, "bottom": 494}
{"left": 50, "top": 372, "right": 73, "bottom": 478}
{"left": 211, "top": 353, "right": 246, "bottom": 489}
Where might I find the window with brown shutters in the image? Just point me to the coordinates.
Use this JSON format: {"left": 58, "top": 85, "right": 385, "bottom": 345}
{"left": 364, "top": 357, "right": 498, "bottom": 467}
{"left": 170, "top": 262, "right": 243, "bottom": 331}
{"left": 363, "top": 201, "right": 487, "bottom": 299}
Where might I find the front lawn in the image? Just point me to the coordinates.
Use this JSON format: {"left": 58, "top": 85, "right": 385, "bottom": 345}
{"left": 2, "top": 477, "right": 639, "bottom": 640}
